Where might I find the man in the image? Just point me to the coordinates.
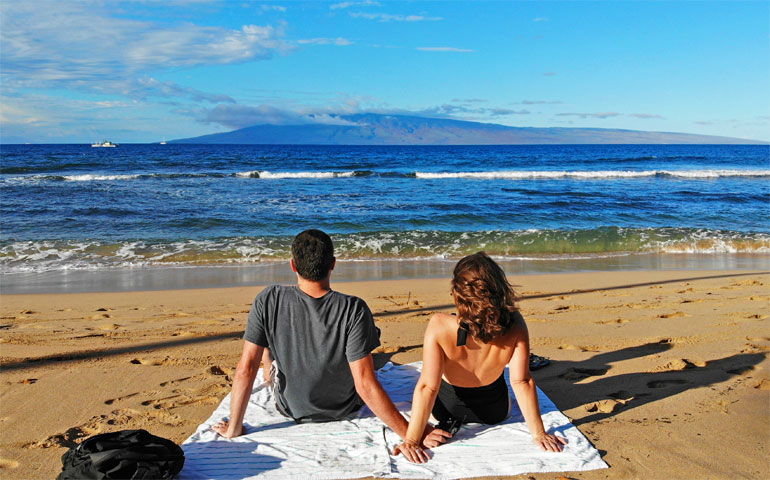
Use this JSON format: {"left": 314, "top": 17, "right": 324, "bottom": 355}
{"left": 213, "top": 229, "right": 448, "bottom": 451}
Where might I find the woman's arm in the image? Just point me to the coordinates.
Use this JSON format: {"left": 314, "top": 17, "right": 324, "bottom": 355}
{"left": 394, "top": 316, "right": 448, "bottom": 463}
{"left": 508, "top": 321, "right": 567, "bottom": 452}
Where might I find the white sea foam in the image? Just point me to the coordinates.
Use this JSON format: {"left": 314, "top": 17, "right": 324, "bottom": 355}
{"left": 415, "top": 169, "right": 770, "bottom": 179}
{"left": 236, "top": 170, "right": 357, "bottom": 179}
{"left": 3, "top": 230, "right": 769, "bottom": 274}
{"left": 61, "top": 174, "right": 142, "bottom": 181}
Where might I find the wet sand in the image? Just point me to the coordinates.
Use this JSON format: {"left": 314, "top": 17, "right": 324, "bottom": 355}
{"left": 1, "top": 269, "right": 768, "bottom": 479}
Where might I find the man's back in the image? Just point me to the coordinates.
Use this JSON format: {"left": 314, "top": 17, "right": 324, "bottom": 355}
{"left": 244, "top": 285, "right": 380, "bottom": 421}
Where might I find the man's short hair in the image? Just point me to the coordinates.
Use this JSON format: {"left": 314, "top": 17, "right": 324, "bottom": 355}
{"left": 291, "top": 229, "right": 335, "bottom": 281}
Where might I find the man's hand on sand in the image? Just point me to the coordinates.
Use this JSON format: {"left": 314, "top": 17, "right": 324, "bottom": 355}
{"left": 421, "top": 424, "right": 452, "bottom": 448}
{"left": 212, "top": 419, "right": 243, "bottom": 438}
{"left": 533, "top": 432, "right": 568, "bottom": 452}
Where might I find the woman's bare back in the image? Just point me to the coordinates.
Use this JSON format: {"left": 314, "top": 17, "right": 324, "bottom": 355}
{"left": 430, "top": 311, "right": 525, "bottom": 388}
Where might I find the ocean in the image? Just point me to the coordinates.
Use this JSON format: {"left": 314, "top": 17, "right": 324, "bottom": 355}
{"left": 1, "top": 143, "right": 768, "bottom": 293}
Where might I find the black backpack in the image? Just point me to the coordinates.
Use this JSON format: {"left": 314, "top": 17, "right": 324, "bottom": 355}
{"left": 57, "top": 429, "right": 185, "bottom": 480}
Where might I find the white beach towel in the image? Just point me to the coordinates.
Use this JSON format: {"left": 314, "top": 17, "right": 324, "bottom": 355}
{"left": 180, "top": 362, "right": 607, "bottom": 479}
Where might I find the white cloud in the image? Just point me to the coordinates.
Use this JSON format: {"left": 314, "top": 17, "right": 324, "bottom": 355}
{"left": 330, "top": 1, "right": 380, "bottom": 10}
{"left": 413, "top": 104, "right": 528, "bottom": 118}
{"left": 202, "top": 104, "right": 361, "bottom": 129}
{"left": 416, "top": 47, "right": 474, "bottom": 53}
{"left": 533, "top": 17, "right": 549, "bottom": 22}
{"left": 298, "top": 37, "right": 354, "bottom": 46}
{"left": 261, "top": 4, "right": 287, "bottom": 12}
{"left": 0, "top": 2, "right": 292, "bottom": 96}
{"left": 350, "top": 12, "right": 443, "bottom": 22}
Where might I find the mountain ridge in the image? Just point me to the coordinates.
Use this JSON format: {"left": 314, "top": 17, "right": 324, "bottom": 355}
{"left": 173, "top": 113, "right": 766, "bottom": 145}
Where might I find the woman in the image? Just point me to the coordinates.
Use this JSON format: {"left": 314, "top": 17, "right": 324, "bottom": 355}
{"left": 395, "top": 252, "right": 567, "bottom": 463}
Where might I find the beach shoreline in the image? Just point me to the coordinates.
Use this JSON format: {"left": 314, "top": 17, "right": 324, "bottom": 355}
{"left": 1, "top": 269, "right": 768, "bottom": 479}
{"left": 3, "top": 253, "right": 769, "bottom": 294}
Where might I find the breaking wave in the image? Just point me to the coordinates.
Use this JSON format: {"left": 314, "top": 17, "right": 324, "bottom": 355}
{"left": 2, "top": 228, "right": 768, "bottom": 273}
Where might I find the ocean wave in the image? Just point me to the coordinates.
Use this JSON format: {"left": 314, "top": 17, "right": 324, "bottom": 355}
{"left": 235, "top": 170, "right": 359, "bottom": 179}
{"left": 415, "top": 169, "right": 770, "bottom": 179}
{"left": 4, "top": 168, "right": 768, "bottom": 184}
{"left": 2, "top": 228, "right": 768, "bottom": 273}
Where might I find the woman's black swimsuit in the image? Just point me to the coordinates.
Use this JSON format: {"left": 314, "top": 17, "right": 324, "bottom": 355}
{"left": 431, "top": 324, "right": 511, "bottom": 426}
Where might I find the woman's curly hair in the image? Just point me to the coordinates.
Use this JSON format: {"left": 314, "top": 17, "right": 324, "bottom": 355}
{"left": 451, "top": 252, "right": 518, "bottom": 343}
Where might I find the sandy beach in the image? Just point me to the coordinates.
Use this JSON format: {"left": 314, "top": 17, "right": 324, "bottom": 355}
{"left": 1, "top": 269, "right": 768, "bottom": 479}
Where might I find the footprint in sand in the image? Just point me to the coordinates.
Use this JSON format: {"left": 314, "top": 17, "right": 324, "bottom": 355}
{"left": 558, "top": 344, "right": 600, "bottom": 352}
{"left": 142, "top": 393, "right": 182, "bottom": 409}
{"left": 753, "top": 379, "right": 770, "bottom": 390}
{"left": 25, "top": 426, "right": 95, "bottom": 449}
{"left": 746, "top": 336, "right": 770, "bottom": 342}
{"left": 585, "top": 398, "right": 625, "bottom": 413}
{"left": 658, "top": 312, "right": 689, "bottom": 319}
{"left": 130, "top": 357, "right": 173, "bottom": 366}
{"left": 88, "top": 313, "right": 112, "bottom": 320}
{"left": 159, "top": 376, "right": 193, "bottom": 387}
{"left": 741, "top": 343, "right": 770, "bottom": 354}
{"left": 657, "top": 358, "right": 704, "bottom": 371}
{"left": 207, "top": 365, "right": 229, "bottom": 376}
{"left": 104, "top": 392, "right": 140, "bottom": 405}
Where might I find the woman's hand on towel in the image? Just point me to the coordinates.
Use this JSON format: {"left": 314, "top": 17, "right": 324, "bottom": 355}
{"left": 212, "top": 419, "right": 244, "bottom": 438}
{"left": 394, "top": 441, "right": 430, "bottom": 463}
{"left": 533, "top": 432, "right": 568, "bottom": 452}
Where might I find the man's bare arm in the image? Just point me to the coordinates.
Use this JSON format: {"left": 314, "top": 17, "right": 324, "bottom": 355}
{"left": 349, "top": 354, "right": 409, "bottom": 439}
{"left": 213, "top": 340, "right": 264, "bottom": 438}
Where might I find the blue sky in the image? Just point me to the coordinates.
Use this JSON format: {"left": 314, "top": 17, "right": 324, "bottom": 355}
{"left": 1, "top": 0, "right": 768, "bottom": 143}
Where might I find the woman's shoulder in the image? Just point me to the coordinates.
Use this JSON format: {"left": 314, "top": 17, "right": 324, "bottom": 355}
{"left": 428, "top": 312, "right": 456, "bottom": 326}
{"left": 505, "top": 309, "right": 529, "bottom": 341}
{"left": 425, "top": 312, "right": 457, "bottom": 339}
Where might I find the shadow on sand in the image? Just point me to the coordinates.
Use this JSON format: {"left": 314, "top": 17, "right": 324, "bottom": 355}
{"left": 532, "top": 340, "right": 766, "bottom": 426}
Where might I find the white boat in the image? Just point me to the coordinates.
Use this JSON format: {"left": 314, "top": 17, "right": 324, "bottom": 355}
{"left": 160, "top": 139, "right": 167, "bottom": 145}
{"left": 92, "top": 141, "right": 118, "bottom": 147}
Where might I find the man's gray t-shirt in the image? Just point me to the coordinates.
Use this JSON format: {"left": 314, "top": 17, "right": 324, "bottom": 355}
{"left": 244, "top": 285, "right": 380, "bottom": 421}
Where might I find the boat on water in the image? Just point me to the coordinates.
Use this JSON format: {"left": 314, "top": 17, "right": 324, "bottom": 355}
{"left": 92, "top": 141, "right": 118, "bottom": 147}
{"left": 160, "top": 140, "right": 167, "bottom": 145}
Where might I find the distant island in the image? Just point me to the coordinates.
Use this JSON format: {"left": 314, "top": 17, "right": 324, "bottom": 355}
{"left": 172, "top": 113, "right": 766, "bottom": 145}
